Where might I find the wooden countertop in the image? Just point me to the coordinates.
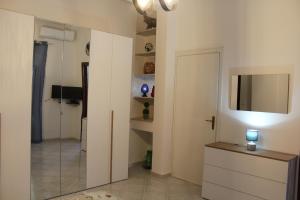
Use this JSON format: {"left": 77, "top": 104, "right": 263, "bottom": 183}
{"left": 206, "top": 142, "right": 298, "bottom": 162}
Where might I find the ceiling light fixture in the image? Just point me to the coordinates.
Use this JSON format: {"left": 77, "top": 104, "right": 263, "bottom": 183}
{"left": 133, "top": 0, "right": 153, "bottom": 15}
{"left": 133, "top": 0, "right": 178, "bottom": 14}
{"left": 159, "top": 0, "right": 178, "bottom": 11}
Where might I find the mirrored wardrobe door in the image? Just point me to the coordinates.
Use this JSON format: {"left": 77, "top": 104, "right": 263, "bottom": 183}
{"left": 60, "top": 24, "right": 90, "bottom": 196}
{"left": 31, "top": 18, "right": 63, "bottom": 200}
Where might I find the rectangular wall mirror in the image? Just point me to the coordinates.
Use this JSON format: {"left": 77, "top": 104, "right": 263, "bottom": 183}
{"left": 230, "top": 74, "right": 290, "bottom": 114}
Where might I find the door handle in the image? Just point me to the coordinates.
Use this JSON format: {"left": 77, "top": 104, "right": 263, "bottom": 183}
{"left": 205, "top": 116, "right": 215, "bottom": 130}
{"left": 110, "top": 110, "right": 114, "bottom": 184}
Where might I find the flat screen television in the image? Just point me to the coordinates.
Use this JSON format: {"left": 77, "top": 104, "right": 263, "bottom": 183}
{"left": 51, "top": 85, "right": 82, "bottom": 100}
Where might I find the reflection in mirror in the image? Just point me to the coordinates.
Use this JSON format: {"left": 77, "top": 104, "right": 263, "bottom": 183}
{"left": 60, "top": 23, "right": 90, "bottom": 195}
{"left": 31, "top": 19, "right": 63, "bottom": 200}
{"left": 31, "top": 18, "right": 90, "bottom": 200}
{"left": 230, "top": 74, "right": 289, "bottom": 114}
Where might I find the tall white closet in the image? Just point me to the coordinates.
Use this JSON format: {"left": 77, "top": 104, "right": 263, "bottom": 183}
{"left": 0, "top": 9, "right": 133, "bottom": 200}
{"left": 0, "top": 9, "right": 34, "bottom": 200}
{"left": 87, "top": 30, "right": 132, "bottom": 187}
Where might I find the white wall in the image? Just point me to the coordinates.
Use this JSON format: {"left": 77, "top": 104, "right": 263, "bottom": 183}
{"left": 129, "top": 131, "right": 152, "bottom": 165}
{"left": 0, "top": 0, "right": 136, "bottom": 38}
{"left": 176, "top": 0, "right": 223, "bottom": 52}
{"left": 149, "top": 0, "right": 300, "bottom": 184}
{"left": 218, "top": 0, "right": 300, "bottom": 154}
{"left": 152, "top": 6, "right": 176, "bottom": 175}
{"left": 176, "top": 0, "right": 300, "bottom": 154}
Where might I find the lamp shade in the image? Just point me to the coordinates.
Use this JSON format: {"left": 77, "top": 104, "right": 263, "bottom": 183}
{"left": 133, "top": 0, "right": 153, "bottom": 14}
{"left": 246, "top": 129, "right": 259, "bottom": 142}
{"left": 159, "top": 0, "right": 179, "bottom": 11}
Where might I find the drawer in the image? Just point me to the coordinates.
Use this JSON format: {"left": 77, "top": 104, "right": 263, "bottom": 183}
{"left": 202, "top": 181, "right": 263, "bottom": 200}
{"left": 204, "top": 147, "right": 288, "bottom": 183}
{"left": 203, "top": 165, "right": 287, "bottom": 200}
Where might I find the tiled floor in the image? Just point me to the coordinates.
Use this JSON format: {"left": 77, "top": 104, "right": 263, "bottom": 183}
{"left": 32, "top": 140, "right": 202, "bottom": 200}
{"left": 51, "top": 166, "right": 203, "bottom": 200}
{"left": 31, "top": 139, "right": 86, "bottom": 200}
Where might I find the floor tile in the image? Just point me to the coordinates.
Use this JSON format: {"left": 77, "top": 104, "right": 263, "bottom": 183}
{"left": 32, "top": 141, "right": 202, "bottom": 200}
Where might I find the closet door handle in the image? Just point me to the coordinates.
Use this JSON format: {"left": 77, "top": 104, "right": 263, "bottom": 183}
{"left": 205, "top": 116, "right": 215, "bottom": 130}
{"left": 110, "top": 110, "right": 114, "bottom": 184}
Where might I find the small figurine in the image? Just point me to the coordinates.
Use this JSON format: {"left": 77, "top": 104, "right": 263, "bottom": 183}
{"left": 145, "top": 43, "right": 154, "bottom": 52}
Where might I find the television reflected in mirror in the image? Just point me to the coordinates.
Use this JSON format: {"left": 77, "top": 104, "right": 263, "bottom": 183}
{"left": 230, "top": 74, "right": 290, "bottom": 114}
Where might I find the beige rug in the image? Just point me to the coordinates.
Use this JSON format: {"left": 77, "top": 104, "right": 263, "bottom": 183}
{"left": 67, "top": 191, "right": 118, "bottom": 200}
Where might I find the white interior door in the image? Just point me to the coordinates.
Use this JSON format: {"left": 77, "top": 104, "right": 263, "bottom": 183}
{"left": 111, "top": 35, "right": 132, "bottom": 183}
{"left": 172, "top": 52, "right": 220, "bottom": 185}
{"left": 0, "top": 9, "right": 34, "bottom": 200}
{"left": 87, "top": 30, "right": 113, "bottom": 188}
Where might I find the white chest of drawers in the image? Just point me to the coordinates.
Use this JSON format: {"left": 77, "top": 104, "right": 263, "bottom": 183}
{"left": 202, "top": 142, "right": 299, "bottom": 200}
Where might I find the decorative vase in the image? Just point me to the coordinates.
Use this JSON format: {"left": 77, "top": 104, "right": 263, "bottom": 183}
{"left": 141, "top": 84, "right": 149, "bottom": 97}
{"left": 151, "top": 86, "right": 155, "bottom": 98}
{"left": 144, "top": 150, "right": 152, "bottom": 170}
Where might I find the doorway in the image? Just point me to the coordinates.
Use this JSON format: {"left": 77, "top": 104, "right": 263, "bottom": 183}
{"left": 172, "top": 51, "right": 220, "bottom": 185}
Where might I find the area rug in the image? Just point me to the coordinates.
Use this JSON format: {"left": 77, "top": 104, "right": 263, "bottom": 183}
{"left": 67, "top": 191, "right": 118, "bottom": 200}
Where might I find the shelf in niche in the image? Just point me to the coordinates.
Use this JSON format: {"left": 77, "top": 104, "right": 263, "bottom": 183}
{"left": 136, "top": 52, "right": 155, "bottom": 57}
{"left": 131, "top": 117, "right": 153, "bottom": 122}
{"left": 135, "top": 74, "right": 155, "bottom": 79}
{"left": 133, "top": 96, "right": 154, "bottom": 103}
{"left": 136, "top": 28, "right": 156, "bottom": 36}
{"left": 131, "top": 117, "right": 153, "bottom": 133}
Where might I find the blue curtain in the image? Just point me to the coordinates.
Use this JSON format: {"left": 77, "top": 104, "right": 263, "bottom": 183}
{"left": 31, "top": 41, "right": 48, "bottom": 143}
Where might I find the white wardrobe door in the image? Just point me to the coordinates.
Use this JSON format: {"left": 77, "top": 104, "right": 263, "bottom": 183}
{"left": 0, "top": 9, "right": 34, "bottom": 200}
{"left": 111, "top": 35, "right": 133, "bottom": 182}
{"left": 87, "top": 30, "right": 113, "bottom": 188}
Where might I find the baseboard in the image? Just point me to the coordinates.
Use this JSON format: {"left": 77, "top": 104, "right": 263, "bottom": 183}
{"left": 42, "top": 137, "right": 80, "bottom": 142}
{"left": 151, "top": 171, "right": 171, "bottom": 178}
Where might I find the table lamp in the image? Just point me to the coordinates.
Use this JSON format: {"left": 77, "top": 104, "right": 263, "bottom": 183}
{"left": 141, "top": 84, "right": 149, "bottom": 97}
{"left": 246, "top": 129, "right": 259, "bottom": 151}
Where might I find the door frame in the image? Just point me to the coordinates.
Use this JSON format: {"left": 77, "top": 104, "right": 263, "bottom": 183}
{"left": 171, "top": 47, "right": 223, "bottom": 174}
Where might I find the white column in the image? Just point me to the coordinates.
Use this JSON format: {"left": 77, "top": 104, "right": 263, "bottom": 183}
{"left": 152, "top": 6, "right": 176, "bottom": 175}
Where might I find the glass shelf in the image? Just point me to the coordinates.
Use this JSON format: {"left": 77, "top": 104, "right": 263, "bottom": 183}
{"left": 135, "top": 74, "right": 155, "bottom": 79}
{"left": 133, "top": 96, "right": 154, "bottom": 103}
